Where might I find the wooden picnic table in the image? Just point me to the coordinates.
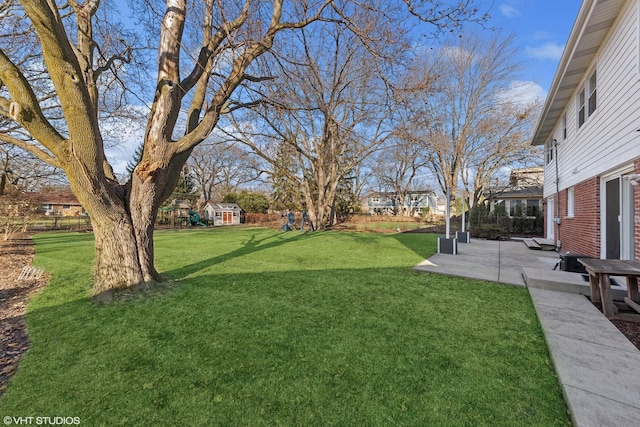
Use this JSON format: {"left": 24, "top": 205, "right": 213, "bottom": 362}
{"left": 578, "top": 258, "right": 640, "bottom": 318}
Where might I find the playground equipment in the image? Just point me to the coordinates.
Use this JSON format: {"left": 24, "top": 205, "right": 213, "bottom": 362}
{"left": 188, "top": 210, "right": 207, "bottom": 227}
{"left": 157, "top": 200, "right": 207, "bottom": 227}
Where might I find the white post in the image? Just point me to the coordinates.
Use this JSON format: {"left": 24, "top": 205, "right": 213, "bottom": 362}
{"left": 445, "top": 187, "right": 451, "bottom": 239}
{"left": 461, "top": 191, "right": 466, "bottom": 232}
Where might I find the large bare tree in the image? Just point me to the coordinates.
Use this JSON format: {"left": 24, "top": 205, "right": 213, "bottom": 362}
{"left": 229, "top": 20, "right": 398, "bottom": 229}
{"left": 410, "top": 33, "right": 540, "bottom": 206}
{"left": 0, "top": 0, "right": 485, "bottom": 297}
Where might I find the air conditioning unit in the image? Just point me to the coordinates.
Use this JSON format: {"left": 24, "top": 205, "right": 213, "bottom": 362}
{"left": 559, "top": 252, "right": 590, "bottom": 273}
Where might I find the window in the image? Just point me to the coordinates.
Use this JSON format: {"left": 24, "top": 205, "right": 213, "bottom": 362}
{"left": 567, "top": 187, "right": 575, "bottom": 217}
{"left": 546, "top": 140, "right": 554, "bottom": 164}
{"left": 509, "top": 200, "right": 522, "bottom": 217}
{"left": 526, "top": 200, "right": 540, "bottom": 217}
{"left": 588, "top": 70, "right": 597, "bottom": 115}
{"left": 578, "top": 89, "right": 586, "bottom": 128}
{"left": 62, "top": 204, "right": 71, "bottom": 209}
{"left": 577, "top": 68, "right": 597, "bottom": 128}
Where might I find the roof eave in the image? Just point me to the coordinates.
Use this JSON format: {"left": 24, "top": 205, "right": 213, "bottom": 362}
{"left": 531, "top": 0, "right": 626, "bottom": 146}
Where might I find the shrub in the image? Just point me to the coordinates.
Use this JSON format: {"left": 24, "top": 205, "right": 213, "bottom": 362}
{"left": 472, "top": 224, "right": 509, "bottom": 240}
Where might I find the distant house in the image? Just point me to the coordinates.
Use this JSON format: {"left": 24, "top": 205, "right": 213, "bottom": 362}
{"left": 531, "top": 0, "right": 639, "bottom": 259}
{"left": 203, "top": 202, "right": 241, "bottom": 225}
{"left": 364, "top": 190, "right": 440, "bottom": 217}
{"left": 29, "top": 191, "right": 85, "bottom": 217}
{"left": 484, "top": 168, "right": 543, "bottom": 218}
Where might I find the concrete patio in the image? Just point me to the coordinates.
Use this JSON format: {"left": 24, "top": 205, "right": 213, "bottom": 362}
{"left": 414, "top": 238, "right": 640, "bottom": 427}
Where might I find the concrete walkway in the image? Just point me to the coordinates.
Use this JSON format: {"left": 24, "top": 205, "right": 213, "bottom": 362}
{"left": 414, "top": 239, "right": 640, "bottom": 427}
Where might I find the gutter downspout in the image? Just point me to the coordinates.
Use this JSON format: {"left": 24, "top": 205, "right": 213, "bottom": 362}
{"left": 554, "top": 138, "right": 561, "bottom": 250}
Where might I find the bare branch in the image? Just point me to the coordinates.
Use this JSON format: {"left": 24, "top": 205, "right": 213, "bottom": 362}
{"left": 0, "top": 48, "right": 66, "bottom": 153}
{"left": 0, "top": 132, "right": 60, "bottom": 167}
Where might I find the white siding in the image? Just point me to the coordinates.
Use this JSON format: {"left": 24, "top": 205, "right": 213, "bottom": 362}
{"left": 544, "top": 0, "right": 640, "bottom": 198}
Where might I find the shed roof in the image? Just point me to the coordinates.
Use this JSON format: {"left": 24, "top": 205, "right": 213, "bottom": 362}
{"left": 206, "top": 202, "right": 241, "bottom": 210}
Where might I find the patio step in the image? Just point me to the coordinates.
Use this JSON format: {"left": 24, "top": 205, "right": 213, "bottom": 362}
{"left": 523, "top": 238, "right": 541, "bottom": 250}
{"left": 532, "top": 237, "right": 555, "bottom": 251}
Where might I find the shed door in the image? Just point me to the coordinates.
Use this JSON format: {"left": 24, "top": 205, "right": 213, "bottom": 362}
{"left": 222, "top": 211, "right": 233, "bottom": 224}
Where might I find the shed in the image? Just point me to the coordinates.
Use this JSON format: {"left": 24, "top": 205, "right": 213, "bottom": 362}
{"left": 203, "top": 202, "right": 241, "bottom": 225}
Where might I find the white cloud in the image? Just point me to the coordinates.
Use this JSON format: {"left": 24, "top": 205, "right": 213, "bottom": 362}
{"left": 525, "top": 42, "right": 565, "bottom": 61}
{"left": 496, "top": 81, "right": 547, "bottom": 107}
{"left": 531, "top": 31, "right": 553, "bottom": 41}
{"left": 499, "top": 4, "right": 522, "bottom": 18}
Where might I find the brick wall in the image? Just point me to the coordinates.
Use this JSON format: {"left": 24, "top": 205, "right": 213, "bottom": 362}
{"left": 549, "top": 160, "right": 640, "bottom": 260}
{"left": 556, "top": 177, "right": 601, "bottom": 257}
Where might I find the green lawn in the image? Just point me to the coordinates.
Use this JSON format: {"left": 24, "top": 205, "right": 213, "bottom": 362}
{"left": 0, "top": 227, "right": 570, "bottom": 426}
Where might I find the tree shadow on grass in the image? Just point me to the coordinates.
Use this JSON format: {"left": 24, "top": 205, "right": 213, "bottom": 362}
{"left": 389, "top": 231, "right": 438, "bottom": 260}
{"left": 165, "top": 230, "right": 320, "bottom": 279}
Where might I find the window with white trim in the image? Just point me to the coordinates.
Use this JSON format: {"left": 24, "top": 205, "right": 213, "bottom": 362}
{"left": 577, "top": 69, "right": 597, "bottom": 128}
{"left": 546, "top": 140, "right": 554, "bottom": 164}
{"left": 588, "top": 70, "right": 597, "bottom": 115}
{"left": 567, "top": 187, "right": 575, "bottom": 218}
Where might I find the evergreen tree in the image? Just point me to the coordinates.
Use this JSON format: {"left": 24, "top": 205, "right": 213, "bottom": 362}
{"left": 270, "top": 143, "right": 302, "bottom": 211}
{"left": 126, "top": 143, "right": 144, "bottom": 176}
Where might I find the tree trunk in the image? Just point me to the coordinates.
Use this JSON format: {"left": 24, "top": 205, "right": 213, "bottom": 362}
{"left": 91, "top": 212, "right": 146, "bottom": 301}
{"left": 89, "top": 194, "right": 164, "bottom": 300}
{"left": 69, "top": 161, "right": 180, "bottom": 300}
{"left": 129, "top": 175, "right": 163, "bottom": 284}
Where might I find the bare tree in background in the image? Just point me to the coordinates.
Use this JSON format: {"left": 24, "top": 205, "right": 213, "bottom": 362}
{"left": 371, "top": 137, "right": 431, "bottom": 216}
{"left": 188, "top": 137, "right": 263, "bottom": 203}
{"left": 0, "top": 143, "right": 66, "bottom": 195}
{"left": 409, "top": 33, "right": 540, "bottom": 206}
{"left": 228, "top": 19, "right": 397, "bottom": 229}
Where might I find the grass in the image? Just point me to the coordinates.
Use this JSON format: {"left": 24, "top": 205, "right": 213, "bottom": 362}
{"left": 0, "top": 227, "right": 570, "bottom": 426}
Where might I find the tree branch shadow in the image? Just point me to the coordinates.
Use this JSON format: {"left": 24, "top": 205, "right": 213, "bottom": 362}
{"left": 165, "top": 231, "right": 319, "bottom": 279}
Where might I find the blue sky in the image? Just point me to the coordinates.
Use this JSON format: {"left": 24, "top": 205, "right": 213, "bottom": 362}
{"left": 107, "top": 0, "right": 583, "bottom": 174}
{"left": 487, "top": 0, "right": 582, "bottom": 94}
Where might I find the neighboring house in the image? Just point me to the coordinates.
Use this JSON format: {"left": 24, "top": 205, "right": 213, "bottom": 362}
{"left": 484, "top": 168, "right": 543, "bottom": 218}
{"left": 364, "top": 190, "right": 440, "bottom": 217}
{"left": 29, "top": 191, "right": 85, "bottom": 216}
{"left": 203, "top": 202, "right": 241, "bottom": 225}
{"left": 531, "top": 0, "right": 640, "bottom": 259}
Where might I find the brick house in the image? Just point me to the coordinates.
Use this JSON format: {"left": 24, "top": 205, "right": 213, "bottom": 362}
{"left": 29, "top": 191, "right": 85, "bottom": 217}
{"left": 531, "top": 0, "right": 640, "bottom": 259}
